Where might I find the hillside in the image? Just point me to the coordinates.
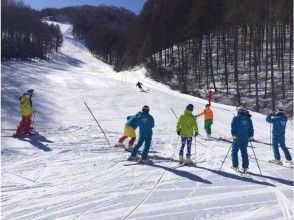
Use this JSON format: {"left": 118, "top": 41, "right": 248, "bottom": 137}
{"left": 1, "top": 22, "right": 293, "bottom": 220}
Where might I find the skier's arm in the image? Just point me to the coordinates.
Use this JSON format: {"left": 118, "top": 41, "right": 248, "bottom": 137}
{"left": 231, "top": 117, "right": 237, "bottom": 136}
{"left": 150, "top": 116, "right": 155, "bottom": 128}
{"left": 266, "top": 113, "right": 274, "bottom": 123}
{"left": 249, "top": 119, "right": 254, "bottom": 138}
{"left": 196, "top": 111, "right": 204, "bottom": 117}
{"left": 176, "top": 116, "right": 181, "bottom": 132}
{"left": 194, "top": 118, "right": 198, "bottom": 134}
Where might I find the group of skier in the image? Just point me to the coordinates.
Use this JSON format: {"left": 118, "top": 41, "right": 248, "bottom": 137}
{"left": 14, "top": 88, "right": 292, "bottom": 171}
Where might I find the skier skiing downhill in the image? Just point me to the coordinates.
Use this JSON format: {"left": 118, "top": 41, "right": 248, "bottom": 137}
{"left": 136, "top": 81, "right": 143, "bottom": 91}
{"left": 115, "top": 112, "right": 140, "bottom": 152}
{"left": 207, "top": 90, "right": 212, "bottom": 105}
{"left": 196, "top": 104, "right": 213, "bottom": 138}
{"left": 176, "top": 104, "right": 198, "bottom": 165}
{"left": 13, "top": 89, "right": 34, "bottom": 137}
{"left": 266, "top": 109, "right": 293, "bottom": 164}
{"left": 231, "top": 106, "right": 254, "bottom": 173}
{"left": 128, "top": 105, "right": 154, "bottom": 163}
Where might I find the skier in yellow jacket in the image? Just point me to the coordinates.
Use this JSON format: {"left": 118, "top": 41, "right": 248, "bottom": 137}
{"left": 13, "top": 89, "right": 34, "bottom": 137}
{"left": 176, "top": 104, "right": 198, "bottom": 164}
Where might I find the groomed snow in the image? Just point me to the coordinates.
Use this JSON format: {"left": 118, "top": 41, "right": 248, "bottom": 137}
{"left": 1, "top": 22, "right": 293, "bottom": 220}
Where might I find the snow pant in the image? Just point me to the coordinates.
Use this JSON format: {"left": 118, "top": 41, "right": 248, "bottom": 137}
{"left": 179, "top": 137, "right": 192, "bottom": 157}
{"left": 231, "top": 139, "right": 249, "bottom": 168}
{"left": 118, "top": 136, "right": 136, "bottom": 146}
{"left": 272, "top": 135, "right": 292, "bottom": 161}
{"left": 204, "top": 119, "right": 213, "bottom": 135}
{"left": 131, "top": 135, "right": 152, "bottom": 160}
{"left": 16, "top": 116, "right": 31, "bottom": 136}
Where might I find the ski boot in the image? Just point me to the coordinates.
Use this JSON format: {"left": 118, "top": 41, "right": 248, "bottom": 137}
{"left": 125, "top": 145, "right": 133, "bottom": 152}
{"left": 240, "top": 167, "right": 248, "bottom": 174}
{"left": 185, "top": 156, "right": 194, "bottom": 165}
{"left": 284, "top": 160, "right": 293, "bottom": 165}
{"left": 231, "top": 166, "right": 239, "bottom": 172}
{"left": 179, "top": 154, "right": 185, "bottom": 164}
{"left": 114, "top": 142, "right": 125, "bottom": 148}
{"left": 138, "top": 158, "right": 153, "bottom": 164}
{"left": 127, "top": 155, "right": 140, "bottom": 161}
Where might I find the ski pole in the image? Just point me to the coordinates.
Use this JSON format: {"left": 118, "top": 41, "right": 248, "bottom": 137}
{"left": 83, "top": 101, "right": 112, "bottom": 147}
{"left": 194, "top": 136, "right": 197, "bottom": 165}
{"left": 170, "top": 108, "right": 178, "bottom": 119}
{"left": 219, "top": 144, "right": 232, "bottom": 171}
{"left": 269, "top": 123, "right": 272, "bottom": 151}
{"left": 249, "top": 141, "right": 262, "bottom": 176}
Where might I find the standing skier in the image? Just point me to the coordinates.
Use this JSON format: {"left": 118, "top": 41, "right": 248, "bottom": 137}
{"left": 128, "top": 105, "right": 154, "bottom": 163}
{"left": 115, "top": 112, "right": 140, "bottom": 151}
{"left": 13, "top": 89, "right": 34, "bottom": 137}
{"left": 196, "top": 104, "right": 213, "bottom": 138}
{"left": 176, "top": 104, "right": 198, "bottom": 164}
{"left": 231, "top": 106, "right": 254, "bottom": 173}
{"left": 266, "top": 109, "right": 292, "bottom": 164}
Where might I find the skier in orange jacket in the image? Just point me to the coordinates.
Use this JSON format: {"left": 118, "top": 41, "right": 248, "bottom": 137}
{"left": 196, "top": 104, "right": 213, "bottom": 138}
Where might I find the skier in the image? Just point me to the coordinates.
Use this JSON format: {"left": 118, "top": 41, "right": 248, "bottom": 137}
{"left": 207, "top": 90, "right": 212, "bottom": 105}
{"left": 128, "top": 105, "right": 154, "bottom": 163}
{"left": 13, "top": 89, "right": 34, "bottom": 137}
{"left": 176, "top": 104, "right": 198, "bottom": 164}
{"left": 196, "top": 104, "right": 213, "bottom": 138}
{"left": 136, "top": 81, "right": 143, "bottom": 91}
{"left": 115, "top": 112, "right": 140, "bottom": 151}
{"left": 231, "top": 106, "right": 254, "bottom": 173}
{"left": 266, "top": 109, "right": 292, "bottom": 164}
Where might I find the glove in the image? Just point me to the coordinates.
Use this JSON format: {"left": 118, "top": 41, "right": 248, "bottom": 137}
{"left": 177, "top": 130, "right": 181, "bottom": 135}
{"left": 194, "top": 131, "right": 199, "bottom": 137}
{"left": 232, "top": 136, "right": 237, "bottom": 140}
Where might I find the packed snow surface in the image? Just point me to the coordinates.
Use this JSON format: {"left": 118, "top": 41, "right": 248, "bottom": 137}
{"left": 1, "top": 22, "right": 293, "bottom": 220}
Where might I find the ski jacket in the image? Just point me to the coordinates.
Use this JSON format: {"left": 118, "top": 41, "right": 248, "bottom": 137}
{"left": 132, "top": 111, "right": 154, "bottom": 137}
{"left": 19, "top": 95, "right": 33, "bottom": 116}
{"left": 196, "top": 108, "right": 213, "bottom": 121}
{"left": 177, "top": 109, "right": 198, "bottom": 137}
{"left": 231, "top": 111, "right": 254, "bottom": 140}
{"left": 126, "top": 112, "right": 140, "bottom": 129}
{"left": 266, "top": 113, "right": 287, "bottom": 137}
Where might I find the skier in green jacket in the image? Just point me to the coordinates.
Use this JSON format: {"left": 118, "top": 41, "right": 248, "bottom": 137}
{"left": 176, "top": 104, "right": 198, "bottom": 164}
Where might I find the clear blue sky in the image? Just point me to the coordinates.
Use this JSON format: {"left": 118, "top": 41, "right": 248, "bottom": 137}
{"left": 22, "top": 0, "right": 145, "bottom": 14}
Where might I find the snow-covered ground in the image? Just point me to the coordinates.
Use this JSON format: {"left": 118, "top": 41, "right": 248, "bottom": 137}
{"left": 1, "top": 23, "right": 293, "bottom": 220}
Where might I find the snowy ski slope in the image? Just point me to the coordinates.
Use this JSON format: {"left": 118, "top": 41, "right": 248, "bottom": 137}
{"left": 1, "top": 22, "right": 293, "bottom": 220}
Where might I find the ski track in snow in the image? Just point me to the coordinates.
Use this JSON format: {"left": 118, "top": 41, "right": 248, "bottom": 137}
{"left": 1, "top": 22, "right": 294, "bottom": 220}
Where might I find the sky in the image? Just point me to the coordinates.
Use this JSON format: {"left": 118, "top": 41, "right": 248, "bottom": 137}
{"left": 22, "top": 0, "right": 145, "bottom": 14}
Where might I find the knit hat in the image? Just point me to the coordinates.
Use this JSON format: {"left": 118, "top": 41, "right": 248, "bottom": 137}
{"left": 205, "top": 104, "right": 211, "bottom": 108}
{"left": 186, "top": 104, "right": 194, "bottom": 111}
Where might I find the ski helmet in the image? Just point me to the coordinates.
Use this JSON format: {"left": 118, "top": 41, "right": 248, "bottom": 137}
{"left": 142, "top": 105, "right": 150, "bottom": 112}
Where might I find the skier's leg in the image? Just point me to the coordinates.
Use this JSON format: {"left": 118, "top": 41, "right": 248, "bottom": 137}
{"left": 141, "top": 136, "right": 152, "bottom": 160}
{"left": 231, "top": 142, "right": 240, "bottom": 168}
{"left": 118, "top": 136, "right": 128, "bottom": 144}
{"left": 131, "top": 137, "right": 144, "bottom": 157}
{"left": 278, "top": 136, "right": 292, "bottom": 161}
{"left": 16, "top": 116, "right": 26, "bottom": 135}
{"left": 23, "top": 116, "right": 32, "bottom": 134}
{"left": 179, "top": 137, "right": 187, "bottom": 156}
{"left": 186, "top": 137, "right": 192, "bottom": 158}
{"left": 128, "top": 137, "right": 136, "bottom": 146}
{"left": 272, "top": 136, "right": 281, "bottom": 160}
{"left": 240, "top": 142, "right": 249, "bottom": 168}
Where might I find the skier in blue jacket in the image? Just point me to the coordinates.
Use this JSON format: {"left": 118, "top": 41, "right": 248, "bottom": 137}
{"left": 266, "top": 109, "right": 292, "bottom": 164}
{"left": 128, "top": 105, "right": 155, "bottom": 163}
{"left": 231, "top": 106, "right": 254, "bottom": 173}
